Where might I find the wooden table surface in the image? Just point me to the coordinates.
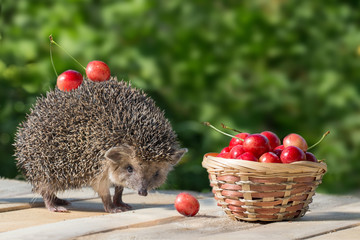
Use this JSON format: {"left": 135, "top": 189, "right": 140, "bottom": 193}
{"left": 1, "top": 178, "right": 359, "bottom": 240}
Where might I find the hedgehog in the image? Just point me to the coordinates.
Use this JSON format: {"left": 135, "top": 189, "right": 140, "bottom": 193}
{"left": 14, "top": 78, "right": 187, "bottom": 213}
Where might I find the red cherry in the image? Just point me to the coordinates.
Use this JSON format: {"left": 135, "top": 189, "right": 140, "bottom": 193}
{"left": 57, "top": 70, "right": 83, "bottom": 91}
{"left": 229, "top": 145, "right": 245, "bottom": 159}
{"left": 236, "top": 152, "right": 258, "bottom": 162}
{"left": 261, "top": 131, "right": 281, "bottom": 150}
{"left": 86, "top": 60, "right": 111, "bottom": 82}
{"left": 272, "top": 149, "right": 283, "bottom": 158}
{"left": 229, "top": 133, "right": 250, "bottom": 149}
{"left": 280, "top": 146, "right": 306, "bottom": 164}
{"left": 305, "top": 152, "right": 318, "bottom": 162}
{"left": 274, "top": 145, "right": 284, "bottom": 151}
{"left": 283, "top": 133, "right": 308, "bottom": 152}
{"left": 243, "top": 134, "right": 270, "bottom": 157}
{"left": 216, "top": 152, "right": 230, "bottom": 158}
{"left": 220, "top": 147, "right": 230, "bottom": 154}
{"left": 259, "top": 152, "right": 281, "bottom": 163}
{"left": 175, "top": 192, "right": 200, "bottom": 217}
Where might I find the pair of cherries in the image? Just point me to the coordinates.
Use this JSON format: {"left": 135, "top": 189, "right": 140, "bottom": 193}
{"left": 56, "top": 61, "right": 110, "bottom": 91}
{"left": 49, "top": 35, "right": 111, "bottom": 91}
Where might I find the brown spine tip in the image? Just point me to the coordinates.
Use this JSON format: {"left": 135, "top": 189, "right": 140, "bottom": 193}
{"left": 221, "top": 123, "right": 242, "bottom": 133}
{"left": 202, "top": 122, "right": 210, "bottom": 126}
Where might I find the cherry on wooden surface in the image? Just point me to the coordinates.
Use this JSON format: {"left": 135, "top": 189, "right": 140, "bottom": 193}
{"left": 174, "top": 192, "right": 200, "bottom": 217}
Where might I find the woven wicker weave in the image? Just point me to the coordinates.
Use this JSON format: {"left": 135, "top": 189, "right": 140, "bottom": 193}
{"left": 202, "top": 153, "right": 327, "bottom": 222}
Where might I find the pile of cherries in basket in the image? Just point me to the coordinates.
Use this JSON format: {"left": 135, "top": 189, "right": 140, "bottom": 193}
{"left": 215, "top": 128, "right": 329, "bottom": 164}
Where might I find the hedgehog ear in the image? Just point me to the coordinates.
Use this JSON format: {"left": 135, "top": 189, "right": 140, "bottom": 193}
{"left": 170, "top": 148, "right": 188, "bottom": 165}
{"left": 105, "top": 145, "right": 134, "bottom": 163}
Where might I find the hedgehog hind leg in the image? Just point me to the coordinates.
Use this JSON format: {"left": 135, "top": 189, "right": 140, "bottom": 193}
{"left": 42, "top": 192, "right": 71, "bottom": 212}
{"left": 53, "top": 196, "right": 71, "bottom": 206}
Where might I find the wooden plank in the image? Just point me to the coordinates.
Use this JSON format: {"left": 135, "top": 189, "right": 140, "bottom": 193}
{"left": 23, "top": 193, "right": 359, "bottom": 240}
{"left": 0, "top": 190, "right": 208, "bottom": 233}
{"left": 0, "top": 197, "right": 222, "bottom": 239}
{"left": 0, "top": 202, "right": 42, "bottom": 213}
{"left": 0, "top": 179, "right": 135, "bottom": 213}
{"left": 72, "top": 199, "right": 360, "bottom": 240}
{"left": 1, "top": 178, "right": 360, "bottom": 240}
{"left": 0, "top": 203, "right": 180, "bottom": 239}
{"left": 308, "top": 225, "right": 360, "bottom": 240}
{"left": 75, "top": 199, "right": 258, "bottom": 240}
{"left": 0, "top": 204, "right": 108, "bottom": 233}
{"left": 202, "top": 199, "right": 360, "bottom": 240}
{"left": 0, "top": 179, "right": 32, "bottom": 198}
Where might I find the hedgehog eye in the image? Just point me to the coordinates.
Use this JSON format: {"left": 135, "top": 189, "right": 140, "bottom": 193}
{"left": 126, "top": 165, "right": 133, "bottom": 173}
{"left": 154, "top": 171, "right": 160, "bottom": 178}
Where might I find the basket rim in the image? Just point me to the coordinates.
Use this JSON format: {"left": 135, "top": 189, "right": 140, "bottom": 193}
{"left": 202, "top": 153, "right": 327, "bottom": 174}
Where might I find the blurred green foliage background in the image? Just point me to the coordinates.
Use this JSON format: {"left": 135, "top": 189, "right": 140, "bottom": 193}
{"left": 1, "top": 0, "right": 360, "bottom": 193}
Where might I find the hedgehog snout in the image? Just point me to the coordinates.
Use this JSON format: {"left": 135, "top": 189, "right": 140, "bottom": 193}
{"left": 137, "top": 179, "right": 149, "bottom": 196}
{"left": 138, "top": 188, "right": 148, "bottom": 196}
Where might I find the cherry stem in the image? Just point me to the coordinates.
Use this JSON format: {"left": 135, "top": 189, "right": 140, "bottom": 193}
{"left": 202, "top": 122, "right": 244, "bottom": 141}
{"left": 49, "top": 34, "right": 86, "bottom": 71}
{"left": 307, "top": 130, "right": 330, "bottom": 151}
{"left": 221, "top": 123, "right": 242, "bottom": 133}
{"left": 49, "top": 39, "right": 58, "bottom": 77}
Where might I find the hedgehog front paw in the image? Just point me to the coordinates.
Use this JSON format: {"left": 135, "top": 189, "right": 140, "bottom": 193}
{"left": 48, "top": 205, "right": 69, "bottom": 212}
{"left": 115, "top": 202, "right": 133, "bottom": 211}
{"left": 106, "top": 206, "right": 131, "bottom": 213}
{"left": 104, "top": 201, "right": 132, "bottom": 213}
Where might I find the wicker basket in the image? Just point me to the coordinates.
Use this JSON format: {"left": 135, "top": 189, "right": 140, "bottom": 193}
{"left": 202, "top": 153, "right": 327, "bottom": 222}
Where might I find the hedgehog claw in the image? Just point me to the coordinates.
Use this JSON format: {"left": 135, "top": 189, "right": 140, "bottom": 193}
{"left": 116, "top": 202, "right": 133, "bottom": 211}
{"left": 105, "top": 202, "right": 132, "bottom": 213}
{"left": 48, "top": 206, "right": 69, "bottom": 212}
{"left": 108, "top": 207, "right": 124, "bottom": 213}
{"left": 105, "top": 205, "right": 130, "bottom": 213}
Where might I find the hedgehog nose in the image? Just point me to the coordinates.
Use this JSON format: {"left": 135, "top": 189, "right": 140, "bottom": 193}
{"left": 138, "top": 188, "right": 148, "bottom": 196}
